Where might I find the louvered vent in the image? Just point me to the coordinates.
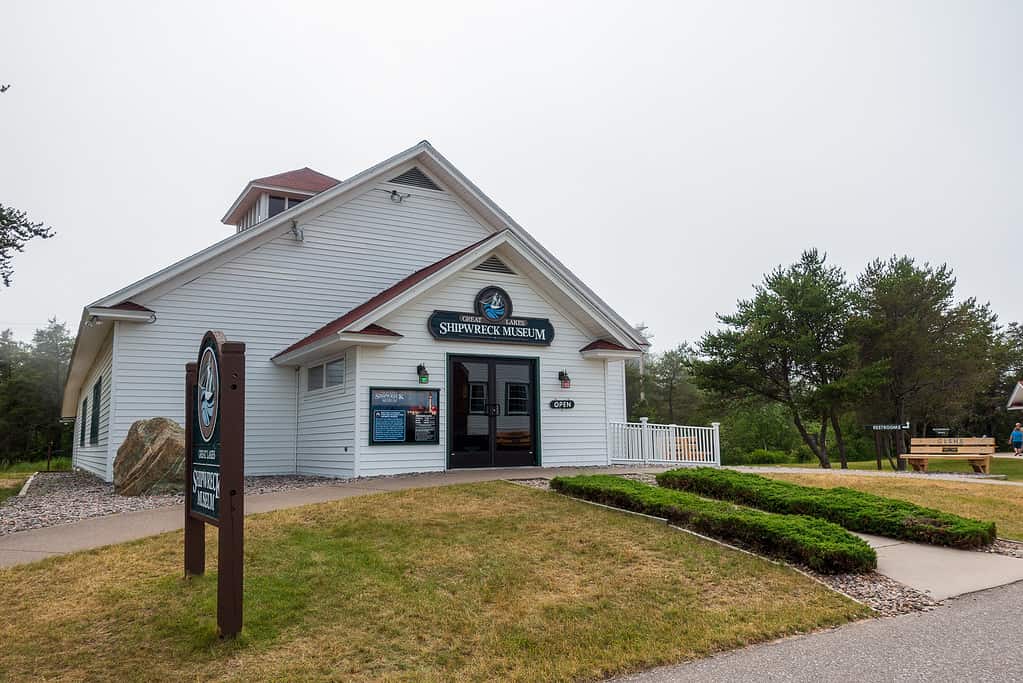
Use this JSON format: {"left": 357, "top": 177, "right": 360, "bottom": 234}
{"left": 389, "top": 167, "right": 442, "bottom": 191}
{"left": 474, "top": 255, "right": 515, "bottom": 275}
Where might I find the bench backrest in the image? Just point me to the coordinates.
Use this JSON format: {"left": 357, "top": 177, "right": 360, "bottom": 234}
{"left": 910, "top": 437, "right": 996, "bottom": 456}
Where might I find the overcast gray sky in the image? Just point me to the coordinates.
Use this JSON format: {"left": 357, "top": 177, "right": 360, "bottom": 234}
{"left": 2, "top": 1, "right": 1019, "bottom": 351}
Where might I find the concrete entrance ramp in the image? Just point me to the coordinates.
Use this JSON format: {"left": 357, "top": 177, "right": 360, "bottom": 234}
{"left": 858, "top": 533, "right": 1023, "bottom": 600}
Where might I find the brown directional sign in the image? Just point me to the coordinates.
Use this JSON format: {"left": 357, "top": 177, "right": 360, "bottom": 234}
{"left": 184, "top": 331, "right": 245, "bottom": 639}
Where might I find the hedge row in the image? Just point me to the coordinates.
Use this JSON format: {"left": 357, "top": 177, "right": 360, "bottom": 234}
{"left": 549, "top": 475, "right": 876, "bottom": 574}
{"left": 656, "top": 468, "right": 996, "bottom": 549}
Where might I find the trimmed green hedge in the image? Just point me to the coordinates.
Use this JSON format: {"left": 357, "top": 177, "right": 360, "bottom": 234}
{"left": 549, "top": 475, "right": 876, "bottom": 574}
{"left": 657, "top": 468, "right": 996, "bottom": 549}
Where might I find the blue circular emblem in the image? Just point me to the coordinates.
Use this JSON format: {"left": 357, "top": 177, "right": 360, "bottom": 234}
{"left": 475, "top": 286, "right": 512, "bottom": 323}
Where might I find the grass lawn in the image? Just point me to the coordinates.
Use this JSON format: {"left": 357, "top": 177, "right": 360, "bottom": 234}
{"left": 0, "top": 478, "right": 24, "bottom": 503}
{"left": 759, "top": 458, "right": 1023, "bottom": 481}
{"left": 760, "top": 472, "right": 1023, "bottom": 541}
{"left": 0, "top": 458, "right": 71, "bottom": 503}
{"left": 0, "top": 455, "right": 72, "bottom": 475}
{"left": 0, "top": 481, "right": 866, "bottom": 682}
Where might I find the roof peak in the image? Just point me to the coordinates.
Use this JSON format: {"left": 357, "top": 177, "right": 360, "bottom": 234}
{"left": 250, "top": 167, "right": 339, "bottom": 192}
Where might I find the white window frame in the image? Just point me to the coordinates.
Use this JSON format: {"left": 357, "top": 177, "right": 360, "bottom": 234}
{"left": 505, "top": 382, "right": 530, "bottom": 415}
{"left": 306, "top": 355, "right": 346, "bottom": 394}
{"left": 468, "top": 382, "right": 487, "bottom": 414}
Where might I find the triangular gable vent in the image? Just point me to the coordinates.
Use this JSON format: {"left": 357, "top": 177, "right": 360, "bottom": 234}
{"left": 389, "top": 167, "right": 442, "bottom": 191}
{"left": 474, "top": 255, "right": 515, "bottom": 275}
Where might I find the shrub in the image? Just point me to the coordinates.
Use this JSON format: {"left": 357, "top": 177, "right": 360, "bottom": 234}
{"left": 656, "top": 468, "right": 997, "bottom": 549}
{"left": 549, "top": 475, "right": 876, "bottom": 574}
{"left": 746, "top": 449, "right": 793, "bottom": 465}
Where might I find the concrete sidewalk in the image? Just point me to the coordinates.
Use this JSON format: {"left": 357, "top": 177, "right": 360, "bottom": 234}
{"left": 0, "top": 465, "right": 664, "bottom": 569}
{"left": 858, "top": 533, "right": 1023, "bottom": 600}
{"left": 616, "top": 580, "right": 1023, "bottom": 683}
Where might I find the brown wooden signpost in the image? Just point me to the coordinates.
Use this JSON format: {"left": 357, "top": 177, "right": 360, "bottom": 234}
{"left": 184, "top": 330, "right": 245, "bottom": 638}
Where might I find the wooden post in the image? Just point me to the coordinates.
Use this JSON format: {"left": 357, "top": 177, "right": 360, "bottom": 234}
{"left": 46, "top": 441, "right": 52, "bottom": 472}
{"left": 217, "top": 341, "right": 245, "bottom": 639}
{"left": 873, "top": 430, "right": 882, "bottom": 471}
{"left": 184, "top": 361, "right": 205, "bottom": 577}
{"left": 895, "top": 427, "right": 907, "bottom": 471}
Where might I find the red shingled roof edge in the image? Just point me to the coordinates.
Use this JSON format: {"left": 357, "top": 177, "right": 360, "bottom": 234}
{"left": 108, "top": 301, "right": 155, "bottom": 313}
{"left": 251, "top": 167, "right": 339, "bottom": 193}
{"left": 580, "top": 339, "right": 638, "bottom": 352}
{"left": 273, "top": 232, "right": 505, "bottom": 359}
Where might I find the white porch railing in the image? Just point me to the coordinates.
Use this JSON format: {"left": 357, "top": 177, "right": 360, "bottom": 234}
{"left": 608, "top": 418, "right": 720, "bottom": 466}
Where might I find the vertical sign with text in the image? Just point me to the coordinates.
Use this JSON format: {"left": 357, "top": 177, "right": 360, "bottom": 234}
{"left": 191, "top": 338, "right": 222, "bottom": 521}
{"left": 184, "top": 330, "right": 245, "bottom": 639}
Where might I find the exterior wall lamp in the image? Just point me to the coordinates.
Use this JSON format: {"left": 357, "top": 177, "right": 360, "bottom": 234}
{"left": 558, "top": 370, "right": 571, "bottom": 389}
{"left": 417, "top": 364, "right": 429, "bottom": 384}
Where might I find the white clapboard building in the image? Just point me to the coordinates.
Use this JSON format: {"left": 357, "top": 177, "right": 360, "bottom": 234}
{"left": 61, "top": 142, "right": 652, "bottom": 481}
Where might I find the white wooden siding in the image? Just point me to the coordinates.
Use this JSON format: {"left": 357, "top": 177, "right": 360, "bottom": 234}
{"left": 605, "top": 360, "right": 626, "bottom": 423}
{"left": 111, "top": 181, "right": 490, "bottom": 476}
{"left": 72, "top": 331, "right": 113, "bottom": 479}
{"left": 296, "top": 350, "right": 355, "bottom": 477}
{"left": 357, "top": 268, "right": 611, "bottom": 476}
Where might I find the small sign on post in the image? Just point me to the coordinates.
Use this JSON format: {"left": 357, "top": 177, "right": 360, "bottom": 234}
{"left": 184, "top": 331, "right": 245, "bottom": 639}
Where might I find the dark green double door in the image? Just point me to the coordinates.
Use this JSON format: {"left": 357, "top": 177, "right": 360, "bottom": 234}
{"left": 449, "top": 356, "right": 537, "bottom": 468}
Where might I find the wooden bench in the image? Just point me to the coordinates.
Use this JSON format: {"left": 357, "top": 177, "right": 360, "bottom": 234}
{"left": 674, "top": 436, "right": 713, "bottom": 462}
{"left": 907, "top": 437, "right": 996, "bottom": 474}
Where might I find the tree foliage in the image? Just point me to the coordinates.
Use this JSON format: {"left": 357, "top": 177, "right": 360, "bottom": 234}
{"left": 0, "top": 204, "right": 54, "bottom": 287}
{"left": 630, "top": 249, "right": 1017, "bottom": 470}
{"left": 692, "top": 250, "right": 860, "bottom": 467}
{"left": 0, "top": 319, "right": 74, "bottom": 462}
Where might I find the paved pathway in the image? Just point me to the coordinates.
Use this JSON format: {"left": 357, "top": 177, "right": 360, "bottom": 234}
{"left": 858, "top": 533, "right": 1023, "bottom": 600}
{"left": 0, "top": 465, "right": 666, "bottom": 568}
{"left": 615, "top": 580, "right": 1023, "bottom": 682}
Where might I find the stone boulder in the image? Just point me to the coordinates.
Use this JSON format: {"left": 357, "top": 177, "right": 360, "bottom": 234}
{"left": 114, "top": 418, "right": 186, "bottom": 496}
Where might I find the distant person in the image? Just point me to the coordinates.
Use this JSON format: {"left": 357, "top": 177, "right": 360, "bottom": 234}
{"left": 1012, "top": 424, "right": 1023, "bottom": 456}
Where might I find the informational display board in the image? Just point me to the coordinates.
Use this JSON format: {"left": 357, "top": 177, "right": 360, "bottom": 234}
{"left": 369, "top": 388, "right": 440, "bottom": 445}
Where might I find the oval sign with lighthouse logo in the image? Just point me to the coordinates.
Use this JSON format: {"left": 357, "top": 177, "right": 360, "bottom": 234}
{"left": 197, "top": 344, "right": 220, "bottom": 443}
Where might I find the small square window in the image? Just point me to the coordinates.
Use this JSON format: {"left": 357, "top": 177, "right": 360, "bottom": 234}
{"left": 325, "top": 359, "right": 345, "bottom": 387}
{"left": 505, "top": 383, "right": 529, "bottom": 415}
{"left": 469, "top": 382, "right": 487, "bottom": 414}
{"left": 307, "top": 365, "right": 324, "bottom": 391}
{"left": 268, "top": 195, "right": 286, "bottom": 217}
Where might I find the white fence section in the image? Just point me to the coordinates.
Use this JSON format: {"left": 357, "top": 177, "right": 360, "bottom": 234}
{"left": 608, "top": 418, "right": 720, "bottom": 466}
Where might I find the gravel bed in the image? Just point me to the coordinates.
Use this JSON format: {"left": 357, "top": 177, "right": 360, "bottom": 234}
{"left": 517, "top": 474, "right": 941, "bottom": 616}
{"left": 981, "top": 538, "right": 1023, "bottom": 559}
{"left": 803, "top": 569, "right": 939, "bottom": 616}
{"left": 0, "top": 471, "right": 334, "bottom": 536}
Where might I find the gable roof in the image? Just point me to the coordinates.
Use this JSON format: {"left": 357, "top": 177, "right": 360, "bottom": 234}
{"left": 64, "top": 142, "right": 649, "bottom": 414}
{"left": 274, "top": 232, "right": 505, "bottom": 360}
{"left": 87, "top": 141, "right": 647, "bottom": 350}
{"left": 221, "top": 167, "right": 339, "bottom": 225}
{"left": 251, "top": 167, "right": 339, "bottom": 193}
{"left": 273, "top": 230, "right": 644, "bottom": 366}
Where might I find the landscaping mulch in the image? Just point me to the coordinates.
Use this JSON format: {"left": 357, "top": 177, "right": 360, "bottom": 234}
{"left": 515, "top": 475, "right": 943, "bottom": 617}
{"left": 0, "top": 470, "right": 332, "bottom": 536}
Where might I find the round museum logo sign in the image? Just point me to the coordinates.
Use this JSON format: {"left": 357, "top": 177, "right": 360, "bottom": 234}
{"left": 198, "top": 345, "right": 220, "bottom": 443}
{"left": 475, "top": 286, "right": 512, "bottom": 323}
